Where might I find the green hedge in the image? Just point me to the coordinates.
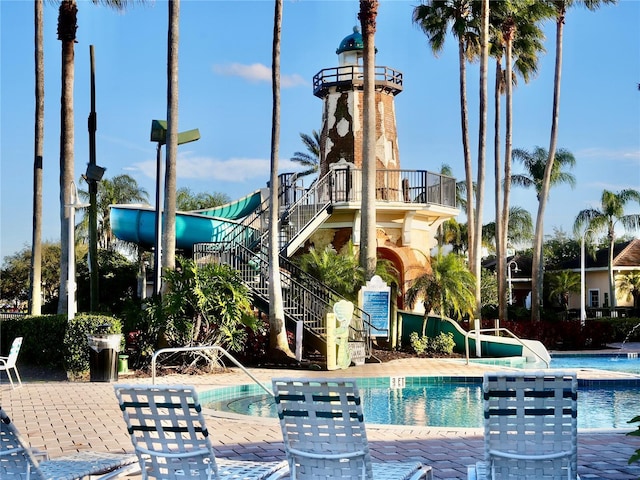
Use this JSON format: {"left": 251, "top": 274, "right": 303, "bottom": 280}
{"left": 0, "top": 313, "right": 121, "bottom": 374}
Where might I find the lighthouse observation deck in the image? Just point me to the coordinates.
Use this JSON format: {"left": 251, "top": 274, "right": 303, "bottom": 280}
{"left": 313, "top": 65, "right": 403, "bottom": 98}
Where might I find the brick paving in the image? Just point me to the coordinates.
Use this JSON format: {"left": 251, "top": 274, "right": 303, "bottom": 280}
{"left": 3, "top": 356, "right": 640, "bottom": 479}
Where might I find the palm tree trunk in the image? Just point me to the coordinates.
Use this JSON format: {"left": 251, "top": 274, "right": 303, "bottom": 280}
{"left": 532, "top": 9, "right": 564, "bottom": 322}
{"left": 30, "top": 0, "right": 44, "bottom": 315}
{"left": 57, "top": 0, "right": 77, "bottom": 315}
{"left": 458, "top": 38, "right": 475, "bottom": 271}
{"left": 268, "top": 0, "right": 293, "bottom": 358}
{"left": 494, "top": 60, "right": 506, "bottom": 323}
{"left": 608, "top": 230, "right": 616, "bottom": 308}
{"left": 473, "top": 0, "right": 489, "bottom": 319}
{"left": 500, "top": 31, "right": 515, "bottom": 322}
{"left": 162, "top": 0, "right": 179, "bottom": 279}
{"left": 359, "top": 0, "right": 378, "bottom": 280}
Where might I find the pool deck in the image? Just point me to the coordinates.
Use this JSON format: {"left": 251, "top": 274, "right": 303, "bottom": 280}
{"left": 4, "top": 348, "right": 640, "bottom": 479}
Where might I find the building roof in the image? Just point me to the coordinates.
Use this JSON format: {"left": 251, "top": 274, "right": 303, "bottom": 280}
{"left": 336, "top": 26, "right": 364, "bottom": 54}
{"left": 557, "top": 238, "right": 640, "bottom": 270}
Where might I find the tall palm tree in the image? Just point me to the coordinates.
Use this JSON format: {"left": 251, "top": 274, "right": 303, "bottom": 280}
{"left": 78, "top": 174, "right": 149, "bottom": 250}
{"left": 162, "top": 0, "right": 179, "bottom": 281}
{"left": 358, "top": 0, "right": 378, "bottom": 280}
{"left": 530, "top": 0, "right": 616, "bottom": 322}
{"left": 482, "top": 205, "right": 533, "bottom": 254}
{"left": 29, "top": 0, "right": 45, "bottom": 315}
{"left": 56, "top": 0, "right": 138, "bottom": 314}
{"left": 489, "top": 0, "right": 550, "bottom": 324}
{"left": 513, "top": 145, "right": 575, "bottom": 318}
{"left": 413, "top": 0, "right": 480, "bottom": 273}
{"left": 574, "top": 189, "right": 640, "bottom": 309}
{"left": 290, "top": 130, "right": 320, "bottom": 179}
{"left": 472, "top": 0, "right": 489, "bottom": 320}
{"left": 267, "top": 0, "right": 294, "bottom": 359}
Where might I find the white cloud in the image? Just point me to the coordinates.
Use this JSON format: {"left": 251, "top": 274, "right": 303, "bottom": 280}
{"left": 129, "top": 154, "right": 303, "bottom": 183}
{"left": 576, "top": 147, "right": 640, "bottom": 163}
{"left": 212, "top": 62, "right": 307, "bottom": 88}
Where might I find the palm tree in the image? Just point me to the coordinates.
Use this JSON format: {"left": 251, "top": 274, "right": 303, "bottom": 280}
{"left": 489, "top": 0, "right": 550, "bottom": 325}
{"left": 78, "top": 174, "right": 149, "bottom": 250}
{"left": 56, "top": 0, "right": 139, "bottom": 314}
{"left": 290, "top": 130, "right": 320, "bottom": 179}
{"left": 530, "top": 0, "right": 616, "bottom": 322}
{"left": 574, "top": 189, "right": 640, "bottom": 309}
{"left": 358, "top": 0, "right": 378, "bottom": 280}
{"left": 482, "top": 206, "right": 533, "bottom": 254}
{"left": 29, "top": 0, "right": 45, "bottom": 315}
{"left": 267, "top": 0, "right": 294, "bottom": 359}
{"left": 547, "top": 270, "right": 580, "bottom": 313}
{"left": 413, "top": 0, "right": 480, "bottom": 274}
{"left": 162, "top": 0, "right": 179, "bottom": 280}
{"left": 512, "top": 145, "right": 576, "bottom": 319}
{"left": 472, "top": 0, "right": 489, "bottom": 320}
{"left": 405, "top": 250, "right": 475, "bottom": 334}
{"left": 617, "top": 271, "right": 640, "bottom": 311}
{"left": 511, "top": 146, "right": 576, "bottom": 201}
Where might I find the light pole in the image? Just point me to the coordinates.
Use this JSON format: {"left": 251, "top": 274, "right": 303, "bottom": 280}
{"left": 150, "top": 120, "right": 200, "bottom": 296}
{"left": 507, "top": 259, "right": 519, "bottom": 306}
{"left": 580, "top": 229, "right": 595, "bottom": 325}
{"left": 66, "top": 181, "right": 90, "bottom": 320}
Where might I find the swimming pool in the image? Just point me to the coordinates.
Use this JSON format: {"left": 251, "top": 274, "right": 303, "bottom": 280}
{"left": 550, "top": 353, "right": 640, "bottom": 374}
{"left": 202, "top": 376, "right": 640, "bottom": 430}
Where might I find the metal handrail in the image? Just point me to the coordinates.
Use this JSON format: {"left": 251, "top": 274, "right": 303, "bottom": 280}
{"left": 150, "top": 345, "right": 274, "bottom": 396}
{"left": 465, "top": 327, "right": 550, "bottom": 368}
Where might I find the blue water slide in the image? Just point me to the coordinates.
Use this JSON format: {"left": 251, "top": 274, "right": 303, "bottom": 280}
{"left": 109, "top": 190, "right": 264, "bottom": 250}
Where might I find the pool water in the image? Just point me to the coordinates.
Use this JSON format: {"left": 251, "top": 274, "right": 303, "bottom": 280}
{"left": 550, "top": 353, "right": 640, "bottom": 374}
{"left": 203, "top": 376, "right": 640, "bottom": 430}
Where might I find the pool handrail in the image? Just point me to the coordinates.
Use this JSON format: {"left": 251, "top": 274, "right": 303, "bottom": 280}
{"left": 465, "top": 327, "right": 551, "bottom": 368}
{"left": 150, "top": 345, "right": 274, "bottom": 396}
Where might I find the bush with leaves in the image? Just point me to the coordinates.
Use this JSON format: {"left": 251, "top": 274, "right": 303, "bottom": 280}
{"left": 409, "top": 331, "right": 455, "bottom": 355}
{"left": 148, "top": 258, "right": 258, "bottom": 368}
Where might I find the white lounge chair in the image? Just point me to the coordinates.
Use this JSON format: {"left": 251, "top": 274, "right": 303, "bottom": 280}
{"left": 114, "top": 384, "right": 288, "bottom": 480}
{"left": 0, "top": 336, "right": 23, "bottom": 389}
{"left": 272, "top": 377, "right": 433, "bottom": 480}
{"left": 0, "top": 407, "right": 139, "bottom": 479}
{"left": 468, "top": 371, "right": 579, "bottom": 480}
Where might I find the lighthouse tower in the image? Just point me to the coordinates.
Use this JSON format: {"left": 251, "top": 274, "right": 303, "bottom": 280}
{"left": 314, "top": 26, "right": 403, "bottom": 176}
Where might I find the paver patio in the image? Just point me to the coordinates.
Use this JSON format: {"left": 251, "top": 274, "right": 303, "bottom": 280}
{"left": 3, "top": 356, "right": 640, "bottom": 479}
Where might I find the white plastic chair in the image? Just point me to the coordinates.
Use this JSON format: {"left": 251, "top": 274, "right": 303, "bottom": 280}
{"left": 114, "top": 384, "right": 288, "bottom": 480}
{"left": 468, "top": 371, "right": 579, "bottom": 480}
{"left": 0, "top": 407, "right": 139, "bottom": 479}
{"left": 0, "top": 336, "right": 23, "bottom": 389}
{"left": 272, "top": 377, "right": 432, "bottom": 480}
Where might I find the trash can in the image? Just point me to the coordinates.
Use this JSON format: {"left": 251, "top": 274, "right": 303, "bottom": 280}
{"left": 87, "top": 334, "right": 121, "bottom": 382}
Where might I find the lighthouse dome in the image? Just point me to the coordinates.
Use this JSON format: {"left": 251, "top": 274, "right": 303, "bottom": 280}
{"left": 336, "top": 26, "right": 364, "bottom": 54}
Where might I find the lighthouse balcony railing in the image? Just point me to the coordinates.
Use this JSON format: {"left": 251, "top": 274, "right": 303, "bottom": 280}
{"left": 327, "top": 168, "right": 456, "bottom": 208}
{"left": 313, "top": 65, "right": 403, "bottom": 96}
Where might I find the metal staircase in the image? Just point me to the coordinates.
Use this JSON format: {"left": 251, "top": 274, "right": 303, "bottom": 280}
{"left": 193, "top": 172, "right": 372, "bottom": 363}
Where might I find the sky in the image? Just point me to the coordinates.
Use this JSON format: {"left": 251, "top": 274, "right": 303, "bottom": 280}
{"left": 1, "top": 0, "right": 639, "bottom": 262}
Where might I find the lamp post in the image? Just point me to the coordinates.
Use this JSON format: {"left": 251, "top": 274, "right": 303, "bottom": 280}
{"left": 507, "top": 259, "right": 519, "bottom": 306}
{"left": 150, "top": 120, "right": 200, "bottom": 296}
{"left": 66, "top": 181, "right": 90, "bottom": 320}
{"left": 580, "top": 229, "right": 595, "bottom": 325}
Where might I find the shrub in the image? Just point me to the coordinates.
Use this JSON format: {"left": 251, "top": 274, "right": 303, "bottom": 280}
{"left": 63, "top": 314, "right": 122, "bottom": 374}
{"left": 409, "top": 331, "right": 455, "bottom": 355}
{"left": 410, "top": 332, "right": 429, "bottom": 354}
{"left": 628, "top": 415, "right": 640, "bottom": 465}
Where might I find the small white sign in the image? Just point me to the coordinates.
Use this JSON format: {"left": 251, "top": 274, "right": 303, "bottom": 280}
{"left": 390, "top": 376, "right": 406, "bottom": 389}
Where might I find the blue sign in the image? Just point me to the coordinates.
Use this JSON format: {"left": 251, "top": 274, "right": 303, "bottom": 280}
{"left": 362, "top": 289, "right": 390, "bottom": 337}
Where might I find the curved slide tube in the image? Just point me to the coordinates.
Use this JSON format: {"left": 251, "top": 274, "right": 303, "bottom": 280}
{"left": 110, "top": 190, "right": 265, "bottom": 251}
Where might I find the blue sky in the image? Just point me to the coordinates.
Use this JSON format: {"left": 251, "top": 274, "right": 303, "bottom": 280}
{"left": 1, "top": 0, "right": 639, "bottom": 261}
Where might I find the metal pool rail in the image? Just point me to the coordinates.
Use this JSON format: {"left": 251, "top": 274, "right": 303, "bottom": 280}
{"left": 150, "top": 345, "right": 274, "bottom": 396}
